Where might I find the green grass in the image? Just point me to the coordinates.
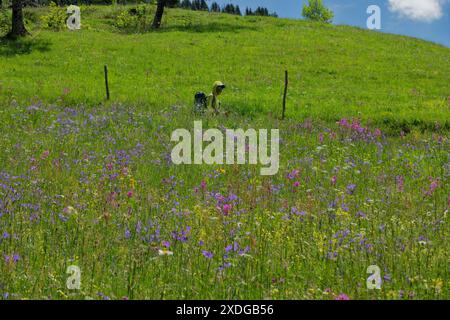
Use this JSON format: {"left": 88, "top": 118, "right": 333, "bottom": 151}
{"left": 1, "top": 5, "right": 449, "bottom": 131}
{"left": 0, "top": 5, "right": 448, "bottom": 300}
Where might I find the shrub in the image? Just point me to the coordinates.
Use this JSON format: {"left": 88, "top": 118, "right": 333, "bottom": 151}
{"left": 1, "top": 8, "right": 40, "bottom": 37}
{"left": 40, "top": 2, "right": 67, "bottom": 31}
{"left": 0, "top": 8, "right": 11, "bottom": 37}
{"left": 302, "top": 0, "right": 334, "bottom": 23}
{"left": 114, "top": 5, "right": 152, "bottom": 33}
{"left": 24, "top": 10, "right": 40, "bottom": 25}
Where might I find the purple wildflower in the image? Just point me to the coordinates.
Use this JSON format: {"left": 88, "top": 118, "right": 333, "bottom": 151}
{"left": 287, "top": 169, "right": 299, "bottom": 180}
{"left": 162, "top": 241, "right": 170, "bottom": 248}
{"left": 356, "top": 211, "right": 366, "bottom": 219}
{"left": 202, "top": 250, "right": 214, "bottom": 259}
{"left": 335, "top": 293, "right": 350, "bottom": 300}
{"left": 346, "top": 184, "right": 357, "bottom": 195}
{"left": 222, "top": 204, "right": 232, "bottom": 215}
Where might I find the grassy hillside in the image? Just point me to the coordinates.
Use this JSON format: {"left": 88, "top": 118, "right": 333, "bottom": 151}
{"left": 0, "top": 5, "right": 449, "bottom": 130}
{"left": 0, "top": 5, "right": 448, "bottom": 300}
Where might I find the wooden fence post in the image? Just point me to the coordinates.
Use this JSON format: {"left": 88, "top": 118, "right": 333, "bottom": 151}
{"left": 282, "top": 70, "right": 288, "bottom": 120}
{"left": 104, "top": 65, "right": 110, "bottom": 100}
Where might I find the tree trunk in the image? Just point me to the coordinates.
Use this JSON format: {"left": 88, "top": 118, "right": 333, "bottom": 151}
{"left": 8, "top": 0, "right": 28, "bottom": 38}
{"left": 152, "top": 0, "right": 166, "bottom": 29}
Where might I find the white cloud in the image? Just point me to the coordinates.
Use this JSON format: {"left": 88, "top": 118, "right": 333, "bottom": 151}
{"left": 388, "top": 0, "right": 448, "bottom": 22}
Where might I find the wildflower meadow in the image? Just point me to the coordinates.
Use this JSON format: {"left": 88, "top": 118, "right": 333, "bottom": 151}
{"left": 0, "top": 4, "right": 448, "bottom": 300}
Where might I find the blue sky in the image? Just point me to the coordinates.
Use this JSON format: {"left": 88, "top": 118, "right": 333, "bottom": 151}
{"left": 210, "top": 0, "right": 450, "bottom": 47}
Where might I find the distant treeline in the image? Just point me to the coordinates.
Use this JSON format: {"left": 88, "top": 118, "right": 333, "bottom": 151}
{"left": 177, "top": 0, "right": 277, "bottom": 17}
{"left": 0, "top": 0, "right": 116, "bottom": 5}
{"left": 1, "top": 0, "right": 142, "bottom": 6}
{"left": 3, "top": 0, "right": 278, "bottom": 17}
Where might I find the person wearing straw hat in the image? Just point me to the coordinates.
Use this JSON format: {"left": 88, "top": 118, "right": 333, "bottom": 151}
{"left": 194, "top": 81, "right": 226, "bottom": 115}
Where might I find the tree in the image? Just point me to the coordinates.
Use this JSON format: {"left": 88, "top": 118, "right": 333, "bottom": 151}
{"left": 235, "top": 5, "right": 241, "bottom": 16}
{"left": 191, "top": 0, "right": 200, "bottom": 10}
{"left": 222, "top": 4, "right": 236, "bottom": 15}
{"left": 254, "top": 7, "right": 264, "bottom": 16}
{"left": 180, "top": 0, "right": 191, "bottom": 9}
{"left": 200, "top": 0, "right": 208, "bottom": 11}
{"left": 166, "top": 0, "right": 179, "bottom": 8}
{"left": 302, "top": 0, "right": 333, "bottom": 23}
{"left": 8, "top": 0, "right": 28, "bottom": 38}
{"left": 211, "top": 2, "right": 220, "bottom": 12}
{"left": 152, "top": 0, "right": 166, "bottom": 29}
{"left": 244, "top": 6, "right": 276, "bottom": 17}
